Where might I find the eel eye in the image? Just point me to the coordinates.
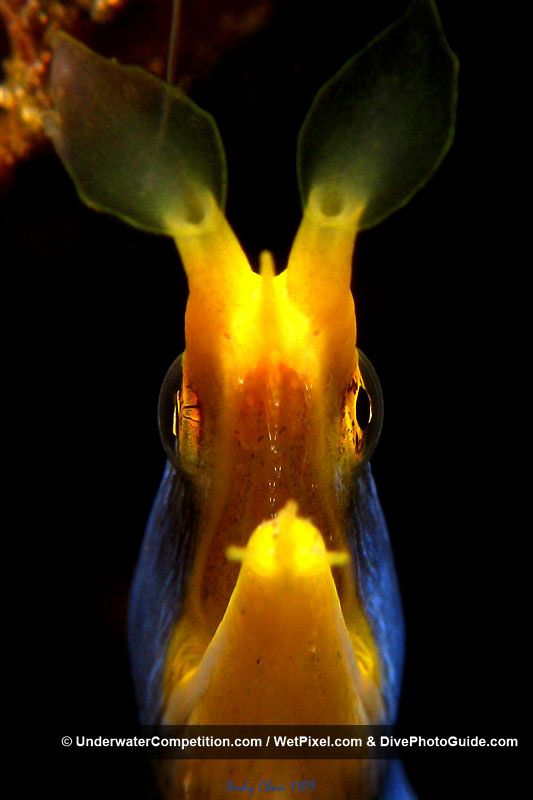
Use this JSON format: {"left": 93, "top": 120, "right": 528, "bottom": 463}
{"left": 158, "top": 354, "right": 201, "bottom": 473}
{"left": 341, "top": 348, "right": 384, "bottom": 472}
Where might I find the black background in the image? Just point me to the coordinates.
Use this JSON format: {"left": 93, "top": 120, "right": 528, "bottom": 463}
{"left": 3, "top": 1, "right": 524, "bottom": 797}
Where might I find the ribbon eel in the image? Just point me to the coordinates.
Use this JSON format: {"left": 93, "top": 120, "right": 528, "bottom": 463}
{"left": 45, "top": 1, "right": 458, "bottom": 797}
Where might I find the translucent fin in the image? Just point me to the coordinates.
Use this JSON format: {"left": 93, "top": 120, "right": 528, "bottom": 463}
{"left": 297, "top": 0, "right": 458, "bottom": 230}
{"left": 44, "top": 33, "right": 227, "bottom": 236}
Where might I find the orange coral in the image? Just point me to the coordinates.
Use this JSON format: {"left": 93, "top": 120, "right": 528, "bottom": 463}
{"left": 0, "top": 0, "right": 271, "bottom": 187}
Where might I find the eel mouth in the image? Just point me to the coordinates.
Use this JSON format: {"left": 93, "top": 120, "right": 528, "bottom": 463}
{"left": 159, "top": 501, "right": 383, "bottom": 799}
{"left": 163, "top": 500, "right": 382, "bottom": 727}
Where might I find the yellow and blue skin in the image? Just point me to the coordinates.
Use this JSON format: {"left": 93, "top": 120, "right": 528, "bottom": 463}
{"left": 45, "top": 0, "right": 458, "bottom": 796}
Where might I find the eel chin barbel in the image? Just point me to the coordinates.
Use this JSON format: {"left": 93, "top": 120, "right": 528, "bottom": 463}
{"left": 45, "top": 1, "right": 458, "bottom": 796}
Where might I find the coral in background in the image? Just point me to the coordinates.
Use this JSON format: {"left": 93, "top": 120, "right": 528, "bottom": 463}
{"left": 0, "top": 0, "right": 271, "bottom": 187}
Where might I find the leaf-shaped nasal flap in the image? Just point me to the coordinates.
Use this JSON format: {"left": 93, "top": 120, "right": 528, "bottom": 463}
{"left": 297, "top": 0, "right": 458, "bottom": 230}
{"left": 45, "top": 33, "right": 227, "bottom": 235}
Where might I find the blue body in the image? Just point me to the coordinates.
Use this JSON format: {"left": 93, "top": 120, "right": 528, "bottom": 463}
{"left": 129, "top": 462, "right": 415, "bottom": 798}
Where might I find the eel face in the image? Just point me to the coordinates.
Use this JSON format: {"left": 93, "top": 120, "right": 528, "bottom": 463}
{"left": 161, "top": 205, "right": 383, "bottom": 730}
{"left": 45, "top": 2, "right": 458, "bottom": 797}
